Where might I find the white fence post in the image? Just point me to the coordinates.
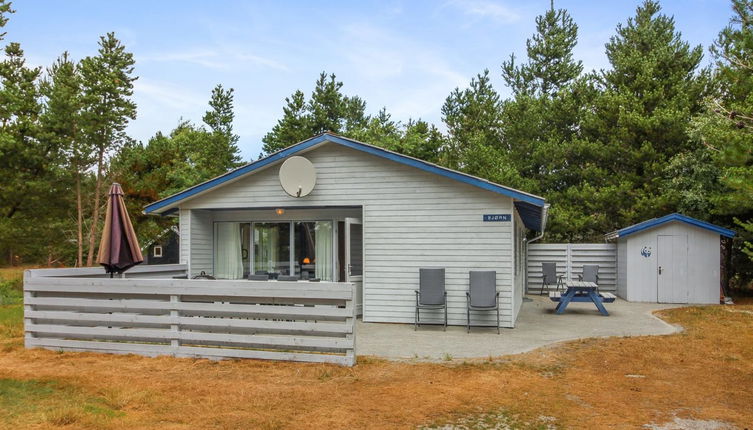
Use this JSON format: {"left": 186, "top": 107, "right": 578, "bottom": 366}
{"left": 170, "top": 294, "right": 179, "bottom": 354}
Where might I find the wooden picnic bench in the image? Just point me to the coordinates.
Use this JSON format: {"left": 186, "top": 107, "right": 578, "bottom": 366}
{"left": 548, "top": 281, "right": 615, "bottom": 316}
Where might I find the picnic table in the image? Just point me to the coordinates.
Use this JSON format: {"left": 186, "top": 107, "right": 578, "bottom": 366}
{"left": 549, "top": 281, "right": 616, "bottom": 316}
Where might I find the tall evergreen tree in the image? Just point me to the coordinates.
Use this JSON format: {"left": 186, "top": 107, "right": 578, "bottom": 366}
{"left": 201, "top": 84, "right": 242, "bottom": 175}
{"left": 501, "top": 0, "right": 583, "bottom": 97}
{"left": 498, "top": 1, "right": 586, "bottom": 201}
{"left": 694, "top": 0, "right": 753, "bottom": 276}
{"left": 261, "top": 71, "right": 370, "bottom": 153}
{"left": 262, "top": 90, "right": 310, "bottom": 153}
{"left": 552, "top": 0, "right": 708, "bottom": 239}
{"left": 40, "top": 52, "right": 89, "bottom": 266}
{"left": 79, "top": 32, "right": 137, "bottom": 266}
{"left": 441, "top": 70, "right": 503, "bottom": 171}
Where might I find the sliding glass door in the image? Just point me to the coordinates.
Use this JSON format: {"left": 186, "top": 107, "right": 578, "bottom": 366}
{"left": 214, "top": 222, "right": 250, "bottom": 279}
{"left": 293, "top": 221, "right": 333, "bottom": 281}
{"left": 253, "top": 222, "right": 291, "bottom": 275}
{"left": 214, "top": 220, "right": 334, "bottom": 280}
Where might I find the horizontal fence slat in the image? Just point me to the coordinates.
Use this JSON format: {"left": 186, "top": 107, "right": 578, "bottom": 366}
{"left": 24, "top": 270, "right": 356, "bottom": 366}
{"left": 26, "top": 338, "right": 354, "bottom": 366}
{"left": 25, "top": 278, "right": 353, "bottom": 300}
{"left": 527, "top": 243, "right": 617, "bottom": 293}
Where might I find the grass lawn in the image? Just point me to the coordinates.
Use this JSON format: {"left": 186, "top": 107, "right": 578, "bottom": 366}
{"left": 0, "top": 267, "right": 751, "bottom": 429}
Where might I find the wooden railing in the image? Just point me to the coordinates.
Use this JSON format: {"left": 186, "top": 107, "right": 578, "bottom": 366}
{"left": 24, "top": 268, "right": 356, "bottom": 366}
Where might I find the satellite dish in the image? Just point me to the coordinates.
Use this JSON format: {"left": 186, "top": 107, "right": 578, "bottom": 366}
{"left": 279, "top": 156, "right": 317, "bottom": 198}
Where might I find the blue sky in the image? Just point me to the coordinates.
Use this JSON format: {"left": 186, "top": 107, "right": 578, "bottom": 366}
{"left": 8, "top": 0, "right": 733, "bottom": 160}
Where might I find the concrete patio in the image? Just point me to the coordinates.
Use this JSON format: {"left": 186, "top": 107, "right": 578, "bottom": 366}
{"left": 356, "top": 295, "right": 684, "bottom": 361}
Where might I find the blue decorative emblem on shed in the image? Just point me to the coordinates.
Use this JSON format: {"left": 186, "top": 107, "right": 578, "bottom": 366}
{"left": 641, "top": 246, "right": 652, "bottom": 258}
{"left": 483, "top": 214, "right": 511, "bottom": 222}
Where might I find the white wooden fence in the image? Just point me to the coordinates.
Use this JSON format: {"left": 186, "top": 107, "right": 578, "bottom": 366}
{"left": 526, "top": 243, "right": 617, "bottom": 294}
{"left": 24, "top": 266, "right": 356, "bottom": 366}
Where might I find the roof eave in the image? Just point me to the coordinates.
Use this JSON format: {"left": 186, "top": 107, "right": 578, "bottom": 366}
{"left": 143, "top": 132, "right": 547, "bottom": 215}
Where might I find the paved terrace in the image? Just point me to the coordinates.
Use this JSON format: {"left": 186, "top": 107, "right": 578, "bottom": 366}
{"left": 356, "top": 295, "right": 683, "bottom": 361}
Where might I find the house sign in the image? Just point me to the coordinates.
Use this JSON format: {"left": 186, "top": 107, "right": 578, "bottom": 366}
{"left": 483, "top": 214, "right": 511, "bottom": 222}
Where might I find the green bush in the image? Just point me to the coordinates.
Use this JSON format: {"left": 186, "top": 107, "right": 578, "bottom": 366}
{"left": 0, "top": 280, "right": 22, "bottom": 305}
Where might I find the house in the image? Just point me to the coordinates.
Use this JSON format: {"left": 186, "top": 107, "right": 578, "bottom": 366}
{"left": 144, "top": 132, "right": 548, "bottom": 328}
{"left": 141, "top": 226, "right": 180, "bottom": 265}
{"left": 605, "top": 213, "right": 735, "bottom": 304}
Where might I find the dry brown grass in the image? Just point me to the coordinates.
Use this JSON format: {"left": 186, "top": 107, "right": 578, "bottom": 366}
{"left": 0, "top": 302, "right": 751, "bottom": 429}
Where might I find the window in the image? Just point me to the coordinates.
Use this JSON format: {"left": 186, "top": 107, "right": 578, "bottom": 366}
{"left": 253, "top": 222, "right": 290, "bottom": 275}
{"left": 214, "top": 220, "right": 334, "bottom": 281}
{"left": 153, "top": 245, "right": 163, "bottom": 258}
{"left": 214, "top": 222, "right": 250, "bottom": 279}
{"left": 294, "top": 221, "right": 333, "bottom": 281}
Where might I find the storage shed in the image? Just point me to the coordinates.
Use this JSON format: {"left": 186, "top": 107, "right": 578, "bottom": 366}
{"left": 605, "top": 214, "right": 735, "bottom": 304}
{"left": 144, "top": 132, "right": 548, "bottom": 328}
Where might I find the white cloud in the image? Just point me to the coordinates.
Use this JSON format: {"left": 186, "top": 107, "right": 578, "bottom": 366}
{"left": 445, "top": 0, "right": 520, "bottom": 23}
{"left": 133, "top": 78, "right": 207, "bottom": 111}
{"left": 138, "top": 48, "right": 289, "bottom": 72}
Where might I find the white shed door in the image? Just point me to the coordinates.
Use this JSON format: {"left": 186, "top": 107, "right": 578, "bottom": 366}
{"left": 657, "top": 234, "right": 688, "bottom": 303}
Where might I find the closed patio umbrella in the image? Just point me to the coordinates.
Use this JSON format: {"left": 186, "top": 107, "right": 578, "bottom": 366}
{"left": 97, "top": 183, "right": 143, "bottom": 276}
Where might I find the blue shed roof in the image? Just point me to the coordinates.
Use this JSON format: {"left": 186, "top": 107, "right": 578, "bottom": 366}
{"left": 144, "top": 133, "right": 548, "bottom": 230}
{"left": 606, "top": 213, "right": 735, "bottom": 239}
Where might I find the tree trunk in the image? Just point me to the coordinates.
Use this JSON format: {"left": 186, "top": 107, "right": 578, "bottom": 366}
{"left": 85, "top": 149, "right": 105, "bottom": 266}
{"left": 76, "top": 168, "right": 83, "bottom": 267}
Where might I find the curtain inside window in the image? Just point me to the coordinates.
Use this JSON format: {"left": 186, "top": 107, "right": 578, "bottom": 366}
{"left": 215, "top": 222, "right": 243, "bottom": 279}
{"left": 315, "top": 221, "right": 333, "bottom": 281}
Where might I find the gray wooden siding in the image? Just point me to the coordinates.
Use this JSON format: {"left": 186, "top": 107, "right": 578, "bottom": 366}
{"left": 180, "top": 143, "right": 517, "bottom": 327}
{"left": 616, "top": 240, "right": 627, "bottom": 299}
{"left": 24, "top": 268, "right": 356, "bottom": 366}
{"left": 512, "top": 211, "right": 525, "bottom": 324}
{"left": 526, "top": 243, "right": 617, "bottom": 293}
{"left": 179, "top": 209, "right": 190, "bottom": 266}
{"left": 190, "top": 210, "right": 213, "bottom": 277}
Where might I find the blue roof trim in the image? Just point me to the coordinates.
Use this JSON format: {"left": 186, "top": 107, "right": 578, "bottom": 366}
{"left": 616, "top": 213, "right": 735, "bottom": 239}
{"left": 144, "top": 133, "right": 546, "bottom": 214}
{"left": 514, "top": 201, "right": 543, "bottom": 231}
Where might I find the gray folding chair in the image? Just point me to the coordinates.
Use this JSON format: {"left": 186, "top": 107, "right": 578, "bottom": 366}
{"left": 579, "top": 264, "right": 599, "bottom": 292}
{"left": 466, "top": 271, "right": 499, "bottom": 334}
{"left": 540, "top": 262, "right": 564, "bottom": 295}
{"left": 415, "top": 268, "right": 447, "bottom": 331}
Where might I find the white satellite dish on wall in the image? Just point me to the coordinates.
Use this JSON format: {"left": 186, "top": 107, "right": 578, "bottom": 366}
{"left": 279, "top": 156, "right": 317, "bottom": 198}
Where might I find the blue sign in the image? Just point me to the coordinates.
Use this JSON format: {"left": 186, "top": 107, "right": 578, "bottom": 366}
{"left": 641, "top": 246, "right": 652, "bottom": 258}
{"left": 483, "top": 214, "right": 511, "bottom": 222}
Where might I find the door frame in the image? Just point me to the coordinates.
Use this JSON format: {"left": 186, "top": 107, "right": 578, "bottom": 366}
{"left": 344, "top": 217, "right": 363, "bottom": 316}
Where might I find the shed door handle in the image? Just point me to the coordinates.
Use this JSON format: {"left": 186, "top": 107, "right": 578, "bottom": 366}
{"left": 658, "top": 266, "right": 662, "bottom": 275}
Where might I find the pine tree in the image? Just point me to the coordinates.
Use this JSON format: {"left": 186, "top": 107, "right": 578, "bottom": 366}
{"left": 501, "top": 0, "right": 582, "bottom": 97}
{"left": 40, "top": 52, "right": 90, "bottom": 266}
{"left": 307, "top": 72, "right": 346, "bottom": 134}
{"left": 79, "top": 32, "right": 137, "bottom": 266}
{"left": 262, "top": 90, "right": 310, "bottom": 153}
{"left": 695, "top": 0, "right": 753, "bottom": 268}
{"left": 0, "top": 39, "right": 44, "bottom": 264}
{"left": 201, "top": 84, "right": 242, "bottom": 175}
{"left": 441, "top": 70, "right": 502, "bottom": 171}
{"left": 555, "top": 0, "right": 708, "bottom": 239}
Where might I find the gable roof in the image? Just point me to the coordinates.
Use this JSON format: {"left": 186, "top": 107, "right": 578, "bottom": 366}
{"left": 144, "top": 132, "right": 547, "bottom": 229}
{"left": 605, "top": 213, "right": 735, "bottom": 240}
